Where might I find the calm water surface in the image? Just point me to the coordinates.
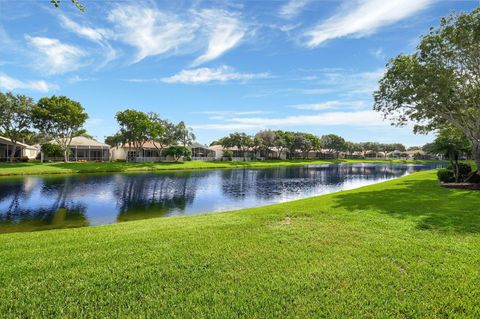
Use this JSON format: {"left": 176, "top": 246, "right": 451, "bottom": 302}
{"left": 0, "top": 163, "right": 445, "bottom": 233}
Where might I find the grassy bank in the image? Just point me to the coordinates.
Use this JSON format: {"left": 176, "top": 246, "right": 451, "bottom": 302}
{"left": 0, "top": 159, "right": 440, "bottom": 176}
{"left": 1, "top": 170, "right": 479, "bottom": 318}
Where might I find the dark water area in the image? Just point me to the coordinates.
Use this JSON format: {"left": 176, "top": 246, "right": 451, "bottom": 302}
{"left": 0, "top": 163, "right": 446, "bottom": 233}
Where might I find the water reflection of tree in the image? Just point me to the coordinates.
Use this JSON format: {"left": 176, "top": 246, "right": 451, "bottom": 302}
{"left": 219, "top": 165, "right": 418, "bottom": 201}
{"left": 0, "top": 177, "right": 89, "bottom": 233}
{"left": 114, "top": 173, "right": 198, "bottom": 222}
{"left": 0, "top": 204, "right": 88, "bottom": 233}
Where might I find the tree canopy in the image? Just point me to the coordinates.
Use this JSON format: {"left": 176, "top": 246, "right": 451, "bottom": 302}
{"left": 0, "top": 92, "right": 35, "bottom": 162}
{"left": 33, "top": 95, "right": 88, "bottom": 162}
{"left": 374, "top": 8, "right": 480, "bottom": 172}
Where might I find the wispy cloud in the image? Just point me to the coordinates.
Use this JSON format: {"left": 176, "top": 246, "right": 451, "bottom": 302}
{"left": 108, "top": 5, "right": 247, "bottom": 65}
{"left": 195, "top": 110, "right": 270, "bottom": 116}
{"left": 161, "top": 65, "right": 270, "bottom": 84}
{"left": 59, "top": 15, "right": 116, "bottom": 66}
{"left": 191, "top": 9, "right": 246, "bottom": 66}
{"left": 370, "top": 47, "right": 386, "bottom": 59}
{"left": 290, "top": 100, "right": 367, "bottom": 110}
{"left": 191, "top": 123, "right": 260, "bottom": 130}
{"left": 0, "top": 73, "right": 58, "bottom": 92}
{"left": 26, "top": 36, "right": 86, "bottom": 74}
{"left": 193, "top": 110, "right": 388, "bottom": 130}
{"left": 279, "top": 0, "right": 311, "bottom": 19}
{"left": 108, "top": 5, "right": 197, "bottom": 64}
{"left": 305, "top": 0, "right": 432, "bottom": 47}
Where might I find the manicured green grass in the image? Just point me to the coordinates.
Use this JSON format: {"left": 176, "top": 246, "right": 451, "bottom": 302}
{"left": 1, "top": 170, "right": 479, "bottom": 318}
{"left": 0, "top": 158, "right": 439, "bottom": 176}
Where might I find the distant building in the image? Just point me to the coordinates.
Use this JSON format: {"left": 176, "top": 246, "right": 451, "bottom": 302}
{"left": 43, "top": 136, "right": 110, "bottom": 161}
{"left": 111, "top": 141, "right": 215, "bottom": 162}
{"left": 0, "top": 136, "right": 38, "bottom": 161}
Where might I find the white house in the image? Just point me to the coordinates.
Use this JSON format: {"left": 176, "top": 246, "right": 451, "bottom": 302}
{"left": 0, "top": 136, "right": 38, "bottom": 161}
{"left": 43, "top": 136, "right": 110, "bottom": 161}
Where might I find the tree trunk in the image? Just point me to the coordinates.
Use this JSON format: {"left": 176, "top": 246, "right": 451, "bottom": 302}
{"left": 473, "top": 141, "right": 480, "bottom": 176}
{"left": 9, "top": 144, "right": 17, "bottom": 163}
{"left": 64, "top": 149, "right": 69, "bottom": 163}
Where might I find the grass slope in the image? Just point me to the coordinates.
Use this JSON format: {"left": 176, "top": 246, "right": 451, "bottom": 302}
{"left": 0, "top": 159, "right": 438, "bottom": 176}
{"left": 0, "top": 170, "right": 479, "bottom": 318}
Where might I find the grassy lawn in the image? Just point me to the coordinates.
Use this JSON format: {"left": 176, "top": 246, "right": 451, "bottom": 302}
{"left": 0, "top": 170, "right": 479, "bottom": 318}
{"left": 0, "top": 158, "right": 439, "bottom": 176}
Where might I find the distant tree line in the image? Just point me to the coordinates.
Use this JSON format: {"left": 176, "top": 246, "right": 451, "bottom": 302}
{"left": 211, "top": 130, "right": 408, "bottom": 160}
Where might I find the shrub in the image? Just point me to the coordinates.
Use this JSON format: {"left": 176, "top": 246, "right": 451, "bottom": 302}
{"left": 20, "top": 156, "right": 29, "bottom": 162}
{"left": 165, "top": 146, "right": 191, "bottom": 162}
{"left": 437, "top": 169, "right": 454, "bottom": 183}
{"left": 41, "top": 143, "right": 65, "bottom": 157}
{"left": 447, "top": 163, "right": 472, "bottom": 182}
{"left": 223, "top": 150, "right": 233, "bottom": 161}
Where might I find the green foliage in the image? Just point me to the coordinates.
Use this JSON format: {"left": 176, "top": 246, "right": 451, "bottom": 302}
{"left": 50, "top": 0, "right": 85, "bottom": 12}
{"left": 165, "top": 146, "right": 191, "bottom": 162}
{"left": 447, "top": 163, "right": 472, "bottom": 182}
{"left": 41, "top": 143, "right": 66, "bottom": 157}
{"left": 222, "top": 149, "right": 233, "bottom": 161}
{"left": 437, "top": 168, "right": 455, "bottom": 183}
{"left": 32, "top": 96, "right": 87, "bottom": 162}
{"left": 0, "top": 92, "right": 35, "bottom": 162}
{"left": 115, "top": 109, "right": 150, "bottom": 150}
{"left": 321, "top": 134, "right": 347, "bottom": 158}
{"left": 374, "top": 8, "right": 480, "bottom": 170}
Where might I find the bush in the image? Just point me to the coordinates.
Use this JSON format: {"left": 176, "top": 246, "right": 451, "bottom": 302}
{"left": 437, "top": 169, "right": 454, "bottom": 183}
{"left": 447, "top": 163, "right": 472, "bottom": 182}
{"left": 20, "top": 156, "right": 29, "bottom": 162}
{"left": 41, "top": 143, "right": 65, "bottom": 157}
{"left": 223, "top": 150, "right": 233, "bottom": 161}
{"left": 165, "top": 146, "right": 191, "bottom": 162}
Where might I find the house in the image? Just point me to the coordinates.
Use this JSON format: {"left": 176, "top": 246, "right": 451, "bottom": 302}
{"left": 0, "top": 136, "right": 38, "bottom": 161}
{"left": 110, "top": 141, "right": 165, "bottom": 162}
{"left": 43, "top": 136, "right": 110, "bottom": 161}
{"left": 111, "top": 141, "right": 216, "bottom": 162}
{"left": 191, "top": 142, "right": 216, "bottom": 160}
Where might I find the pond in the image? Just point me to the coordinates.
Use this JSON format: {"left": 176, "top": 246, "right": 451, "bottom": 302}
{"left": 0, "top": 163, "right": 446, "bottom": 233}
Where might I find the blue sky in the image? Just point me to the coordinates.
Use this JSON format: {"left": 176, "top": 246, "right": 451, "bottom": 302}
{"left": 0, "top": 0, "right": 478, "bottom": 146}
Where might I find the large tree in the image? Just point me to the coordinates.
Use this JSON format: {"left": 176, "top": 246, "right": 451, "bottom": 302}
{"left": 374, "top": 8, "right": 480, "bottom": 174}
{"left": 115, "top": 109, "right": 150, "bottom": 159}
{"left": 0, "top": 92, "right": 34, "bottom": 162}
{"left": 321, "top": 134, "right": 346, "bottom": 158}
{"left": 175, "top": 121, "right": 195, "bottom": 147}
{"left": 255, "top": 130, "right": 276, "bottom": 159}
{"left": 33, "top": 95, "right": 88, "bottom": 162}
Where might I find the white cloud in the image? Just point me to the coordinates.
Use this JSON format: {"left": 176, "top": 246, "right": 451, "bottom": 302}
{"left": 290, "top": 101, "right": 367, "bottom": 110}
{"left": 26, "top": 36, "right": 86, "bottom": 74}
{"left": 196, "top": 110, "right": 270, "bottom": 115}
{"left": 305, "top": 0, "right": 432, "bottom": 47}
{"left": 60, "top": 15, "right": 111, "bottom": 43}
{"left": 108, "top": 5, "right": 247, "bottom": 65}
{"left": 59, "top": 15, "right": 116, "bottom": 65}
{"left": 0, "top": 73, "right": 57, "bottom": 92}
{"left": 279, "top": 0, "right": 311, "bottom": 19}
{"left": 370, "top": 47, "right": 385, "bottom": 59}
{"left": 229, "top": 110, "right": 387, "bottom": 127}
{"left": 191, "top": 9, "right": 245, "bottom": 66}
{"left": 193, "top": 110, "right": 389, "bottom": 130}
{"left": 161, "top": 65, "right": 269, "bottom": 84}
{"left": 108, "top": 5, "right": 197, "bottom": 63}
{"left": 191, "top": 123, "right": 260, "bottom": 130}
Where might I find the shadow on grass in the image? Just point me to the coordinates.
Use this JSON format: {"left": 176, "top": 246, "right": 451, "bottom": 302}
{"left": 331, "top": 178, "right": 480, "bottom": 234}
